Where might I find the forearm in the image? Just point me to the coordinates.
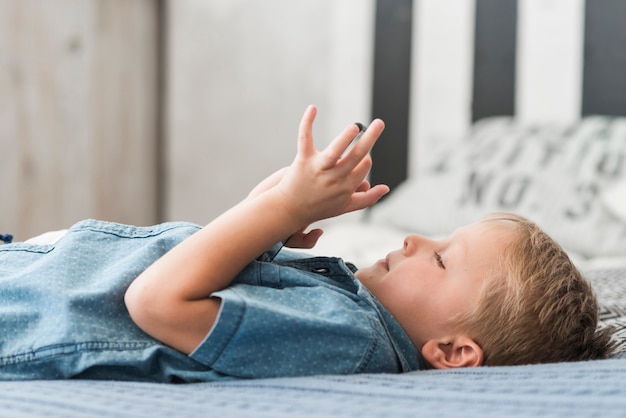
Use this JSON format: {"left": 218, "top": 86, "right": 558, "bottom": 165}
{"left": 124, "top": 188, "right": 304, "bottom": 353}
{"left": 134, "top": 188, "right": 299, "bottom": 300}
{"left": 125, "top": 105, "right": 388, "bottom": 354}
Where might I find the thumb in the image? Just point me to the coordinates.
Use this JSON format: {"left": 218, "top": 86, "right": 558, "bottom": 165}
{"left": 286, "top": 228, "right": 324, "bottom": 249}
{"left": 345, "top": 184, "right": 390, "bottom": 213}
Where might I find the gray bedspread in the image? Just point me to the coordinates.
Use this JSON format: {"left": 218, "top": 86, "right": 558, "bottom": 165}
{"left": 1, "top": 357, "right": 625, "bottom": 417}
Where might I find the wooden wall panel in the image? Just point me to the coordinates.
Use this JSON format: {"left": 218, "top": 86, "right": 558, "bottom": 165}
{"left": 0, "top": 0, "right": 159, "bottom": 240}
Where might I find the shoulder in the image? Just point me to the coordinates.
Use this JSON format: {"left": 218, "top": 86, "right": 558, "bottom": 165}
{"left": 190, "top": 268, "right": 413, "bottom": 378}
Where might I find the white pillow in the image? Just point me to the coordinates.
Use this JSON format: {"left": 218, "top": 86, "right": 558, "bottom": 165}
{"left": 602, "top": 178, "right": 626, "bottom": 223}
{"left": 370, "top": 116, "right": 626, "bottom": 258}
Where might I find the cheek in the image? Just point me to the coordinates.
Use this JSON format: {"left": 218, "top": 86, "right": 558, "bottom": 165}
{"left": 437, "top": 287, "right": 472, "bottom": 321}
{"left": 386, "top": 272, "right": 424, "bottom": 310}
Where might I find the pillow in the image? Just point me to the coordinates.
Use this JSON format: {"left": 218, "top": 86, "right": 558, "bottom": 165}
{"left": 602, "top": 178, "right": 626, "bottom": 223}
{"left": 370, "top": 116, "right": 626, "bottom": 258}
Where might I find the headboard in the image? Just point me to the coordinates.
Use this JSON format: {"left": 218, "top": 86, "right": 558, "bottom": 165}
{"left": 370, "top": 0, "right": 626, "bottom": 190}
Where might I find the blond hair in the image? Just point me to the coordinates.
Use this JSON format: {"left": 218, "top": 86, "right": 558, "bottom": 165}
{"left": 453, "top": 213, "right": 615, "bottom": 366}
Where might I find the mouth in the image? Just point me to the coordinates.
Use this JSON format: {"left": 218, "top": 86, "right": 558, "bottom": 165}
{"left": 377, "top": 255, "right": 390, "bottom": 271}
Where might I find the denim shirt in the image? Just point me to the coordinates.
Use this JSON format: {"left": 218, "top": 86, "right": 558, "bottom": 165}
{"left": 0, "top": 220, "right": 424, "bottom": 382}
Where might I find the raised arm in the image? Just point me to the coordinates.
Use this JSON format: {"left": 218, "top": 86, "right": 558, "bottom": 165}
{"left": 124, "top": 105, "right": 388, "bottom": 353}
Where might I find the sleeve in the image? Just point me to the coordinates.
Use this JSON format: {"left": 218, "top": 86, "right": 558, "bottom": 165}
{"left": 256, "top": 242, "right": 284, "bottom": 262}
{"left": 188, "top": 281, "right": 399, "bottom": 379}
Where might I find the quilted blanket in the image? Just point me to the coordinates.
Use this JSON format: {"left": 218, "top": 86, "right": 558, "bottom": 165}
{"left": 0, "top": 358, "right": 625, "bottom": 417}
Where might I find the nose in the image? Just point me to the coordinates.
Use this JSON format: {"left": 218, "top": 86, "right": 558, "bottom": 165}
{"left": 403, "top": 234, "right": 432, "bottom": 256}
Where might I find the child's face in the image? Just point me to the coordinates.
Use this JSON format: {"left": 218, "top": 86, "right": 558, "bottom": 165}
{"left": 355, "top": 221, "right": 512, "bottom": 349}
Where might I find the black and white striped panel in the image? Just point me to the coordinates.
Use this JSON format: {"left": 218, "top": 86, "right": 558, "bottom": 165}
{"left": 371, "top": 0, "right": 626, "bottom": 189}
{"left": 371, "top": 0, "right": 413, "bottom": 195}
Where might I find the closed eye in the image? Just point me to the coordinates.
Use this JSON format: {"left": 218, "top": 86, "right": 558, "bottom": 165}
{"left": 435, "top": 252, "right": 446, "bottom": 270}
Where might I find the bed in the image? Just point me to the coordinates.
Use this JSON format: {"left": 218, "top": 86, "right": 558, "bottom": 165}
{"left": 2, "top": 1, "right": 626, "bottom": 417}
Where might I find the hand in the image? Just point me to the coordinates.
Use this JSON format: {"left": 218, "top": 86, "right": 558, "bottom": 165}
{"left": 284, "top": 227, "right": 324, "bottom": 249}
{"left": 247, "top": 167, "right": 288, "bottom": 201}
{"left": 277, "top": 105, "right": 390, "bottom": 226}
{"left": 248, "top": 168, "right": 324, "bottom": 249}
{"left": 125, "top": 105, "right": 387, "bottom": 354}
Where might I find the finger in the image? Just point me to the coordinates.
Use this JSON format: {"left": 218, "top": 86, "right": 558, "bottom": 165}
{"left": 284, "top": 227, "right": 309, "bottom": 247}
{"left": 297, "top": 105, "right": 318, "bottom": 157}
{"left": 258, "top": 167, "right": 289, "bottom": 189}
{"left": 340, "top": 119, "right": 385, "bottom": 169}
{"left": 301, "top": 229, "right": 324, "bottom": 248}
{"left": 246, "top": 167, "right": 289, "bottom": 199}
{"left": 344, "top": 184, "right": 390, "bottom": 213}
{"left": 355, "top": 180, "right": 371, "bottom": 193}
{"left": 349, "top": 154, "right": 374, "bottom": 189}
{"left": 318, "top": 124, "right": 361, "bottom": 170}
{"left": 286, "top": 229, "right": 324, "bottom": 249}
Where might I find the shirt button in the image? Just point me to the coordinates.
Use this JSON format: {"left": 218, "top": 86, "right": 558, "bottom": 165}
{"left": 312, "top": 267, "right": 330, "bottom": 274}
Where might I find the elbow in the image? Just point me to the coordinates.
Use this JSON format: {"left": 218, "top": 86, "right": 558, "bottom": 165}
{"left": 125, "top": 278, "right": 176, "bottom": 343}
{"left": 125, "top": 279, "right": 184, "bottom": 349}
{"left": 125, "top": 278, "right": 220, "bottom": 354}
{"left": 125, "top": 278, "right": 176, "bottom": 341}
{"left": 124, "top": 279, "right": 157, "bottom": 335}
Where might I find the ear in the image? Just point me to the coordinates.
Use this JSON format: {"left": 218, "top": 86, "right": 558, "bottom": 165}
{"left": 421, "top": 335, "right": 484, "bottom": 369}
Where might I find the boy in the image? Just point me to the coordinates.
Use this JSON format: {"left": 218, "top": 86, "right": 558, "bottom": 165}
{"left": 0, "top": 106, "right": 614, "bottom": 381}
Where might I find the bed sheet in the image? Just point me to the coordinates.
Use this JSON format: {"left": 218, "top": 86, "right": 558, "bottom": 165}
{"left": 0, "top": 358, "right": 625, "bottom": 418}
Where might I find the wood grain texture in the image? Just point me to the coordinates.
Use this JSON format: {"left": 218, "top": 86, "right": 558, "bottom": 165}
{"left": 0, "top": 0, "right": 159, "bottom": 240}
